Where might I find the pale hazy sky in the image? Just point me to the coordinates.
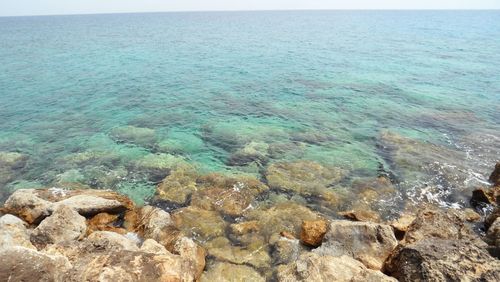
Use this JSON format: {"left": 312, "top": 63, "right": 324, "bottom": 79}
{"left": 1, "top": 0, "right": 499, "bottom": 17}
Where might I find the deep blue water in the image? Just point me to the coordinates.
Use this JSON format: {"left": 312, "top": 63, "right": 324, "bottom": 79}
{"left": 0, "top": 11, "right": 499, "bottom": 205}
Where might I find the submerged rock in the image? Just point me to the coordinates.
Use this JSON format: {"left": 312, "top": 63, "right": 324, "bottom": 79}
{"left": 227, "top": 141, "right": 269, "bottom": 166}
{"left": 266, "top": 160, "right": 346, "bottom": 197}
{"left": 201, "top": 262, "right": 265, "bottom": 282}
{"left": 172, "top": 206, "right": 227, "bottom": 241}
{"left": 314, "top": 220, "right": 398, "bottom": 270}
{"left": 245, "top": 202, "right": 322, "bottom": 240}
{"left": 154, "top": 164, "right": 198, "bottom": 205}
{"left": 109, "top": 125, "right": 157, "bottom": 148}
{"left": 0, "top": 151, "right": 28, "bottom": 169}
{"left": 191, "top": 174, "right": 268, "bottom": 217}
{"left": 205, "top": 236, "right": 271, "bottom": 269}
{"left": 276, "top": 253, "right": 396, "bottom": 282}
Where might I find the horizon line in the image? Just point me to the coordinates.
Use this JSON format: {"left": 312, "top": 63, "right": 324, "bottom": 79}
{"left": 1, "top": 8, "right": 499, "bottom": 18}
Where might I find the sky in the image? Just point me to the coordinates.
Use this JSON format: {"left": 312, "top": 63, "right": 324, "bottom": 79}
{"left": 1, "top": 0, "right": 499, "bottom": 17}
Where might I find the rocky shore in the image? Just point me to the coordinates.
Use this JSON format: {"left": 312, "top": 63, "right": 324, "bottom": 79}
{"left": 1, "top": 163, "right": 499, "bottom": 281}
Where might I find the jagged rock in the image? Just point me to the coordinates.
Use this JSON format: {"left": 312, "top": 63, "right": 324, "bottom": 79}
{"left": 87, "top": 212, "right": 125, "bottom": 234}
{"left": 390, "top": 214, "right": 416, "bottom": 240}
{"left": 140, "top": 238, "right": 169, "bottom": 254}
{"left": 86, "top": 231, "right": 140, "bottom": 251}
{"left": 276, "top": 253, "right": 396, "bottom": 282}
{"left": 270, "top": 234, "right": 301, "bottom": 265}
{"left": 173, "top": 236, "right": 206, "bottom": 280}
{"left": 471, "top": 187, "right": 496, "bottom": 207}
{"left": 486, "top": 207, "right": 500, "bottom": 229}
{"left": 0, "top": 246, "right": 72, "bottom": 282}
{"left": 490, "top": 162, "right": 500, "bottom": 186}
{"left": 201, "top": 262, "right": 265, "bottom": 282}
{"left": 403, "top": 208, "right": 479, "bottom": 244}
{"left": 64, "top": 250, "right": 196, "bottom": 282}
{"left": 154, "top": 164, "right": 198, "bottom": 205}
{"left": 265, "top": 160, "right": 346, "bottom": 196}
{"left": 2, "top": 188, "right": 134, "bottom": 224}
{"left": 460, "top": 208, "right": 481, "bottom": 222}
{"left": 385, "top": 238, "right": 500, "bottom": 281}
{"left": 338, "top": 209, "right": 380, "bottom": 223}
{"left": 3, "top": 189, "right": 53, "bottom": 224}
{"left": 300, "top": 219, "right": 328, "bottom": 247}
{"left": 0, "top": 214, "right": 35, "bottom": 249}
{"left": 205, "top": 237, "right": 271, "bottom": 269}
{"left": 137, "top": 206, "right": 174, "bottom": 238}
{"left": 31, "top": 205, "right": 87, "bottom": 246}
{"left": 314, "top": 220, "right": 397, "bottom": 270}
{"left": 486, "top": 217, "right": 500, "bottom": 248}
{"left": 172, "top": 206, "right": 227, "bottom": 241}
{"left": 56, "top": 194, "right": 129, "bottom": 216}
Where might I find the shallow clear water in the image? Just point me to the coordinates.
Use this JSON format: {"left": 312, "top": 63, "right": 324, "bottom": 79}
{"left": 0, "top": 11, "right": 499, "bottom": 207}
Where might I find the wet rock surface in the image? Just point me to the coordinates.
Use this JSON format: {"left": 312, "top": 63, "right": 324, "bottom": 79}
{"left": 1, "top": 161, "right": 500, "bottom": 281}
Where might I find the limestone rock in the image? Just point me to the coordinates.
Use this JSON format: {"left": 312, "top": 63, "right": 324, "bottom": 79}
{"left": 385, "top": 238, "right": 500, "bottom": 281}
{"left": 0, "top": 214, "right": 35, "bottom": 249}
{"left": 173, "top": 236, "right": 206, "bottom": 280}
{"left": 403, "top": 208, "right": 478, "bottom": 244}
{"left": 87, "top": 212, "right": 125, "bottom": 234}
{"left": 140, "top": 238, "right": 169, "bottom": 254}
{"left": 300, "top": 219, "right": 328, "bottom": 247}
{"left": 277, "top": 253, "right": 396, "bottom": 282}
{"left": 314, "top": 220, "right": 398, "bottom": 270}
{"left": 3, "top": 189, "right": 53, "bottom": 224}
{"left": 389, "top": 214, "right": 416, "bottom": 240}
{"left": 86, "top": 231, "right": 139, "bottom": 251}
{"left": 0, "top": 246, "right": 72, "bottom": 282}
{"left": 31, "top": 205, "right": 87, "bottom": 245}
{"left": 65, "top": 250, "right": 196, "bottom": 282}
{"left": 201, "top": 262, "right": 265, "bottom": 282}
{"left": 56, "top": 195, "right": 128, "bottom": 216}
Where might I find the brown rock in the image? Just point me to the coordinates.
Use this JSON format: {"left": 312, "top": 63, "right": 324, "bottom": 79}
{"left": 31, "top": 205, "right": 87, "bottom": 246}
{"left": 277, "top": 253, "right": 397, "bottom": 282}
{"left": 390, "top": 214, "right": 416, "bottom": 240}
{"left": 172, "top": 206, "right": 227, "bottom": 241}
{"left": 3, "top": 189, "right": 53, "bottom": 224}
{"left": 173, "top": 237, "right": 206, "bottom": 280}
{"left": 230, "top": 220, "right": 260, "bottom": 235}
{"left": 205, "top": 237, "right": 271, "bottom": 269}
{"left": 87, "top": 212, "right": 125, "bottom": 235}
{"left": 314, "top": 220, "right": 398, "bottom": 270}
{"left": 385, "top": 238, "right": 500, "bottom": 281}
{"left": 86, "top": 231, "right": 140, "bottom": 251}
{"left": 300, "top": 219, "right": 328, "bottom": 247}
{"left": 339, "top": 209, "right": 380, "bottom": 223}
{"left": 490, "top": 162, "right": 500, "bottom": 186}
{"left": 0, "top": 246, "right": 72, "bottom": 282}
{"left": 154, "top": 164, "right": 198, "bottom": 205}
{"left": 0, "top": 214, "right": 36, "bottom": 250}
{"left": 471, "top": 187, "right": 496, "bottom": 207}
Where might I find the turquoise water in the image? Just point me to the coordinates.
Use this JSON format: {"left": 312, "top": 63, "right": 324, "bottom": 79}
{"left": 0, "top": 11, "right": 499, "bottom": 207}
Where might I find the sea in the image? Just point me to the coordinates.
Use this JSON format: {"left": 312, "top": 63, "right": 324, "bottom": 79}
{"left": 0, "top": 11, "right": 499, "bottom": 209}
